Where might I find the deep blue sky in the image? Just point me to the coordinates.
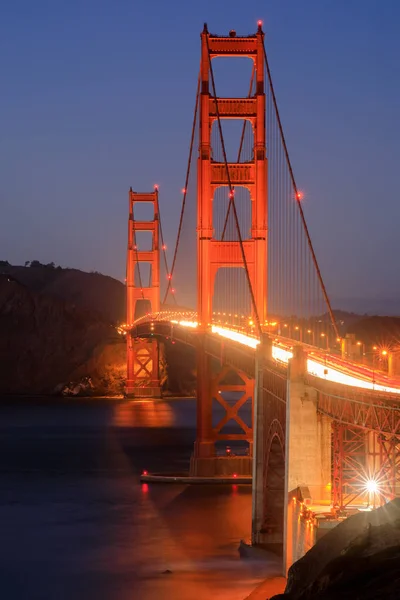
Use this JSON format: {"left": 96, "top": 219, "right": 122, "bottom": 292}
{"left": 1, "top": 1, "right": 399, "bottom": 305}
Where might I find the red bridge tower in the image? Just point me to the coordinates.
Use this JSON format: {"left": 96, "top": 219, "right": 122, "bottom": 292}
{"left": 126, "top": 187, "right": 161, "bottom": 398}
{"left": 193, "top": 24, "right": 267, "bottom": 474}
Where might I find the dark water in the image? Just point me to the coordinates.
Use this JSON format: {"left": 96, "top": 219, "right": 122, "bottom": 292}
{"left": 0, "top": 398, "right": 280, "bottom": 599}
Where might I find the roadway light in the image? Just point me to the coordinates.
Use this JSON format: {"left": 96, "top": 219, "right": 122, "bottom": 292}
{"left": 357, "top": 341, "right": 362, "bottom": 346}
{"left": 382, "top": 350, "right": 388, "bottom": 356}
{"left": 320, "top": 333, "right": 325, "bottom": 337}
{"left": 373, "top": 346, "right": 377, "bottom": 350}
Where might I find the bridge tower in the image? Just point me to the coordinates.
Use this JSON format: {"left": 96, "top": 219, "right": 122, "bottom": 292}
{"left": 197, "top": 23, "right": 267, "bottom": 326}
{"left": 193, "top": 24, "right": 267, "bottom": 473}
{"left": 126, "top": 187, "right": 161, "bottom": 398}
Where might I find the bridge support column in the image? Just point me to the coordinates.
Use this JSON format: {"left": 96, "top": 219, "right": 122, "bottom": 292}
{"left": 284, "top": 346, "right": 331, "bottom": 573}
{"left": 388, "top": 350, "right": 400, "bottom": 377}
{"left": 190, "top": 332, "right": 254, "bottom": 477}
{"left": 126, "top": 334, "right": 162, "bottom": 398}
{"left": 194, "top": 334, "right": 214, "bottom": 459}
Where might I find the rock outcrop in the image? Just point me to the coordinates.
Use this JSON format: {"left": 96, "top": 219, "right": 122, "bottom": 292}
{"left": 271, "top": 499, "right": 400, "bottom": 600}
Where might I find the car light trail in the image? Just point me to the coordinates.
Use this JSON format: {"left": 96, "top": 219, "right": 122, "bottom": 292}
{"left": 211, "top": 325, "right": 259, "bottom": 348}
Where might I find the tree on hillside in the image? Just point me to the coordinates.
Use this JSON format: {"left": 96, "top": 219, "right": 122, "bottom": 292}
{"left": 29, "top": 260, "right": 56, "bottom": 269}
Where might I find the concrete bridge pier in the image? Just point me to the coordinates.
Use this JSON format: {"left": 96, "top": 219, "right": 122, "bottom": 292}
{"left": 283, "top": 346, "right": 332, "bottom": 572}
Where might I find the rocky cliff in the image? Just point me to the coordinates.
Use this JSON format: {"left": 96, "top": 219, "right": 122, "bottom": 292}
{"left": 271, "top": 499, "right": 400, "bottom": 600}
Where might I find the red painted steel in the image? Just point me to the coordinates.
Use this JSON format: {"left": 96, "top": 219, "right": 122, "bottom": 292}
{"left": 197, "top": 27, "right": 267, "bottom": 328}
{"left": 195, "top": 26, "right": 267, "bottom": 459}
{"left": 317, "top": 384, "right": 400, "bottom": 508}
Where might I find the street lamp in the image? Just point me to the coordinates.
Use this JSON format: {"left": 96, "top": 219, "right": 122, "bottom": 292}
{"left": 320, "top": 332, "right": 328, "bottom": 350}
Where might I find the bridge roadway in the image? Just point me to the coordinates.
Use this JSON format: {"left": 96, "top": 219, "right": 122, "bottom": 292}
{"left": 126, "top": 309, "right": 400, "bottom": 398}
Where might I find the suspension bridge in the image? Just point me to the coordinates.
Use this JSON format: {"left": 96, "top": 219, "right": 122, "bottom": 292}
{"left": 122, "top": 23, "right": 400, "bottom": 571}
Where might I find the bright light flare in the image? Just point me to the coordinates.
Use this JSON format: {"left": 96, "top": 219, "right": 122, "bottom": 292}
{"left": 296, "top": 191, "right": 304, "bottom": 201}
{"left": 365, "top": 479, "right": 379, "bottom": 494}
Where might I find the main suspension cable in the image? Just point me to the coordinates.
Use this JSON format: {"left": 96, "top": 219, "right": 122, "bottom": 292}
{"left": 206, "top": 34, "right": 262, "bottom": 338}
{"left": 158, "top": 201, "right": 177, "bottom": 305}
{"left": 162, "top": 71, "right": 201, "bottom": 305}
{"left": 262, "top": 39, "right": 339, "bottom": 340}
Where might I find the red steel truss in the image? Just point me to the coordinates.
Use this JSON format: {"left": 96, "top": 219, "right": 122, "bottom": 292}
{"left": 315, "top": 382, "right": 400, "bottom": 508}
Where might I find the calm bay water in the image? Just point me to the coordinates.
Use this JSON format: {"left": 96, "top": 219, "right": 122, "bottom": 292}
{"left": 0, "top": 397, "right": 279, "bottom": 599}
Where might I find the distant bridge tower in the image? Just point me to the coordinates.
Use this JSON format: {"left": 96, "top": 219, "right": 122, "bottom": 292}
{"left": 193, "top": 24, "right": 267, "bottom": 472}
{"left": 126, "top": 188, "right": 161, "bottom": 398}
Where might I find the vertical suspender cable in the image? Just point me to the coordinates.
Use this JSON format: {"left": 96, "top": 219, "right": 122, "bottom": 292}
{"left": 262, "top": 40, "right": 339, "bottom": 340}
{"left": 162, "top": 72, "right": 201, "bottom": 304}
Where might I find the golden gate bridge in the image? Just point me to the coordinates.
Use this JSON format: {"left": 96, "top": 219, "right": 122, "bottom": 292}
{"left": 120, "top": 22, "right": 400, "bottom": 571}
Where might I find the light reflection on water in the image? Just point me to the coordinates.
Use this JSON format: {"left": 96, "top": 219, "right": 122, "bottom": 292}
{"left": 113, "top": 400, "right": 176, "bottom": 428}
{"left": 0, "top": 397, "right": 280, "bottom": 599}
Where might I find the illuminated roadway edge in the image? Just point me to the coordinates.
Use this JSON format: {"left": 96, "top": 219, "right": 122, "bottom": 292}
{"left": 121, "top": 311, "right": 400, "bottom": 396}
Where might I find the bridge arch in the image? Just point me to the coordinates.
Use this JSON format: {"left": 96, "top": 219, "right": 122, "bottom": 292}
{"left": 262, "top": 418, "right": 285, "bottom": 552}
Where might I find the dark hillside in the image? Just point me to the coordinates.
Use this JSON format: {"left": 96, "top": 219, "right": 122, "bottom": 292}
{"left": 0, "top": 263, "right": 125, "bottom": 323}
{"left": 0, "top": 274, "right": 125, "bottom": 395}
